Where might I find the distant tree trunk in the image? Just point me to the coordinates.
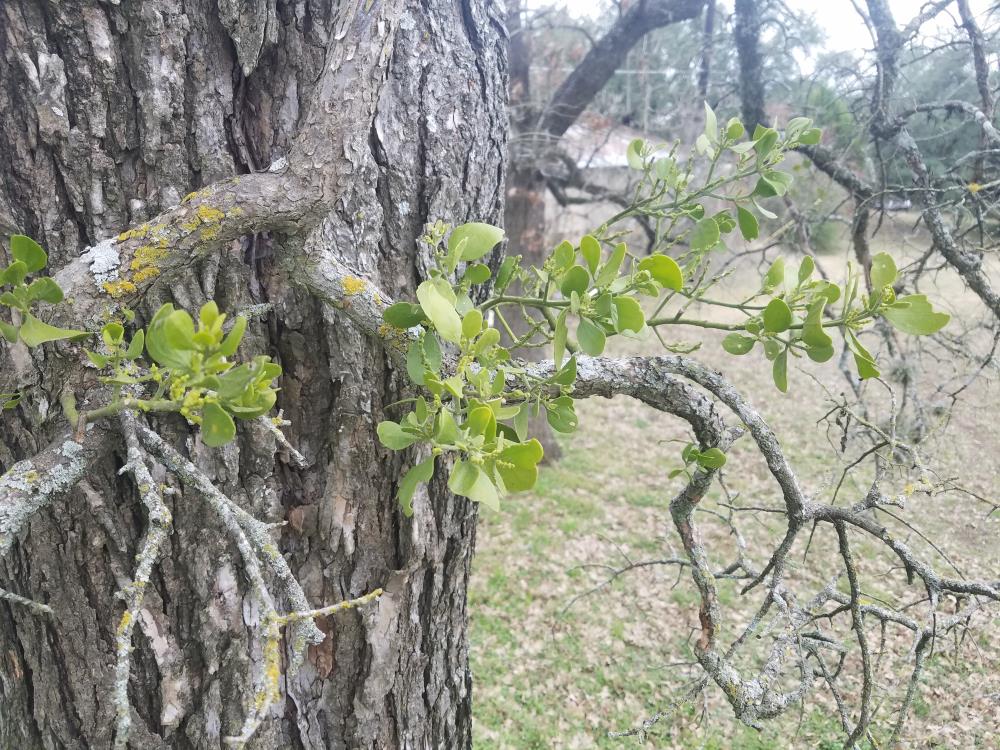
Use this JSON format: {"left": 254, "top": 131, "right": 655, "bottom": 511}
{"left": 697, "top": 0, "right": 717, "bottom": 98}
{"left": 734, "top": 0, "right": 768, "bottom": 132}
{"left": 0, "top": 2, "right": 506, "bottom": 747}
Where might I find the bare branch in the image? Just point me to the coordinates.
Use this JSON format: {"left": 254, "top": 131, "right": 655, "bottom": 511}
{"left": 537, "top": 0, "right": 706, "bottom": 139}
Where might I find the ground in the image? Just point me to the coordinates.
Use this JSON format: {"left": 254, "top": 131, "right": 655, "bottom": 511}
{"left": 469, "top": 213, "right": 1000, "bottom": 748}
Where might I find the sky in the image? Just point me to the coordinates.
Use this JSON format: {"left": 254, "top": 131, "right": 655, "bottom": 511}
{"left": 536, "top": 0, "right": 995, "bottom": 56}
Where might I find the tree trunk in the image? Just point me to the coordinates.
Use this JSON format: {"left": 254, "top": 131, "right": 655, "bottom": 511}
{"left": 0, "top": 1, "right": 506, "bottom": 748}
{"left": 733, "top": 0, "right": 768, "bottom": 133}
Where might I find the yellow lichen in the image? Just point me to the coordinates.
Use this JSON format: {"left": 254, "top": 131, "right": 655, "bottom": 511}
{"left": 102, "top": 279, "right": 137, "bottom": 298}
{"left": 181, "top": 188, "right": 211, "bottom": 204}
{"left": 132, "top": 267, "right": 161, "bottom": 283}
{"left": 200, "top": 225, "right": 220, "bottom": 241}
{"left": 377, "top": 323, "right": 409, "bottom": 353}
{"left": 24, "top": 470, "right": 40, "bottom": 483}
{"left": 116, "top": 610, "right": 132, "bottom": 636}
{"left": 130, "top": 244, "right": 169, "bottom": 272}
{"left": 117, "top": 224, "right": 151, "bottom": 243}
{"left": 180, "top": 218, "right": 201, "bottom": 232}
{"left": 343, "top": 277, "right": 366, "bottom": 296}
{"left": 195, "top": 205, "right": 225, "bottom": 223}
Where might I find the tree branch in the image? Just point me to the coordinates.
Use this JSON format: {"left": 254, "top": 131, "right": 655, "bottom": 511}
{"left": 537, "top": 0, "right": 706, "bottom": 139}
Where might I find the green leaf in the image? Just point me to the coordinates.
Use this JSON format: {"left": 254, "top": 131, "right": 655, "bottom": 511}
{"left": 514, "top": 403, "right": 530, "bottom": 441}
{"left": 736, "top": 206, "right": 759, "bottom": 241}
{"left": 102, "top": 322, "right": 125, "bottom": 348}
{"left": 753, "top": 199, "right": 778, "bottom": 220}
{"left": 652, "top": 157, "right": 676, "bottom": 184}
{"left": 462, "top": 309, "right": 483, "bottom": 340}
{"left": 798, "top": 256, "right": 815, "bottom": 284}
{"left": 722, "top": 333, "right": 756, "bottom": 355}
{"left": 753, "top": 127, "right": 779, "bottom": 156}
{"left": 762, "top": 298, "right": 792, "bottom": 333}
{"left": 163, "top": 309, "right": 195, "bottom": 350}
{"left": 495, "top": 256, "right": 519, "bottom": 292}
{"left": 883, "top": 294, "right": 949, "bottom": 336}
{"left": 2, "top": 261, "right": 28, "bottom": 288}
{"left": 18, "top": 314, "right": 88, "bottom": 347}
{"left": 764, "top": 258, "right": 785, "bottom": 290}
{"left": 552, "top": 240, "right": 575, "bottom": 270}
{"left": 576, "top": 317, "right": 606, "bottom": 356}
{"left": 703, "top": 101, "right": 718, "bottom": 142}
{"left": 772, "top": 348, "right": 788, "bottom": 392}
{"left": 423, "top": 333, "right": 443, "bottom": 373}
{"left": 384, "top": 302, "right": 425, "bottom": 329}
{"left": 763, "top": 338, "right": 782, "bottom": 361}
{"left": 25, "top": 277, "right": 63, "bottom": 304}
{"left": 0, "top": 320, "right": 18, "bottom": 342}
{"left": 580, "top": 234, "right": 601, "bottom": 274}
{"left": 497, "top": 438, "right": 544, "bottom": 492}
{"left": 406, "top": 340, "right": 426, "bottom": 385}
{"left": 802, "top": 298, "right": 832, "bottom": 348}
{"left": 466, "top": 405, "right": 497, "bottom": 440}
{"left": 377, "top": 420, "right": 421, "bottom": 450}
{"left": 626, "top": 138, "right": 644, "bottom": 170}
{"left": 397, "top": 456, "right": 435, "bottom": 517}
{"left": 690, "top": 217, "right": 720, "bottom": 251}
{"left": 846, "top": 331, "right": 879, "bottom": 380}
{"left": 200, "top": 301, "right": 221, "bottom": 328}
{"left": 552, "top": 355, "right": 577, "bottom": 386}
{"left": 870, "top": 253, "right": 897, "bottom": 289}
{"left": 595, "top": 242, "right": 626, "bottom": 287}
{"left": 552, "top": 309, "right": 568, "bottom": 368}
{"left": 815, "top": 281, "right": 841, "bottom": 304}
{"left": 219, "top": 316, "right": 247, "bottom": 357}
{"left": 125, "top": 330, "right": 145, "bottom": 359}
{"left": 560, "top": 265, "right": 590, "bottom": 297}
{"left": 416, "top": 280, "right": 463, "bottom": 344}
{"left": 799, "top": 128, "right": 822, "bottom": 145}
{"left": 612, "top": 296, "right": 644, "bottom": 333}
{"left": 434, "top": 408, "right": 461, "bottom": 444}
{"left": 638, "top": 254, "right": 683, "bottom": 291}
{"left": 202, "top": 403, "right": 237, "bottom": 447}
{"left": 145, "top": 304, "right": 189, "bottom": 369}
{"left": 10, "top": 235, "right": 47, "bottom": 273}
{"left": 472, "top": 328, "right": 500, "bottom": 358}
{"left": 696, "top": 447, "right": 726, "bottom": 469}
{"left": 806, "top": 344, "right": 835, "bottom": 363}
{"left": 463, "top": 263, "right": 492, "bottom": 285}
{"left": 713, "top": 211, "right": 736, "bottom": 234}
{"left": 546, "top": 395, "right": 578, "bottom": 433}
{"left": 85, "top": 349, "right": 109, "bottom": 368}
{"left": 449, "top": 222, "right": 504, "bottom": 261}
{"left": 449, "top": 460, "right": 499, "bottom": 511}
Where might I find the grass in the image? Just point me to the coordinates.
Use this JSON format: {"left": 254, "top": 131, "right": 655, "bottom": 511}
{"left": 469, "top": 213, "right": 1000, "bottom": 748}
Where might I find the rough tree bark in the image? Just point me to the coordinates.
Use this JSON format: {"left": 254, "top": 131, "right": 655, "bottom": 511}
{"left": 0, "top": 1, "right": 506, "bottom": 748}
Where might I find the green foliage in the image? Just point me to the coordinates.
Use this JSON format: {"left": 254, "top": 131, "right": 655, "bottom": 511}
{"left": 1, "top": 235, "right": 87, "bottom": 345}
{"left": 376, "top": 115, "right": 950, "bottom": 513}
{"left": 1, "top": 234, "right": 283, "bottom": 444}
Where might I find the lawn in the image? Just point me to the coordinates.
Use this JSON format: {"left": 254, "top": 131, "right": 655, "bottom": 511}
{"left": 469, "top": 215, "right": 1000, "bottom": 748}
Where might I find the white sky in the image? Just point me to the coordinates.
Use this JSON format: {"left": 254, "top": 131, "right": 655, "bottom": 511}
{"left": 539, "top": 0, "right": 995, "bottom": 56}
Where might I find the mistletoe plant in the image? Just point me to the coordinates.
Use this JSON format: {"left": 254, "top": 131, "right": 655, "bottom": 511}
{"left": 1, "top": 234, "right": 280, "bottom": 446}
{"left": 377, "top": 108, "right": 950, "bottom": 514}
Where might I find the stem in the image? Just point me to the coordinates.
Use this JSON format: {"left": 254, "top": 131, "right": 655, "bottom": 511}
{"left": 83, "top": 398, "right": 183, "bottom": 423}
